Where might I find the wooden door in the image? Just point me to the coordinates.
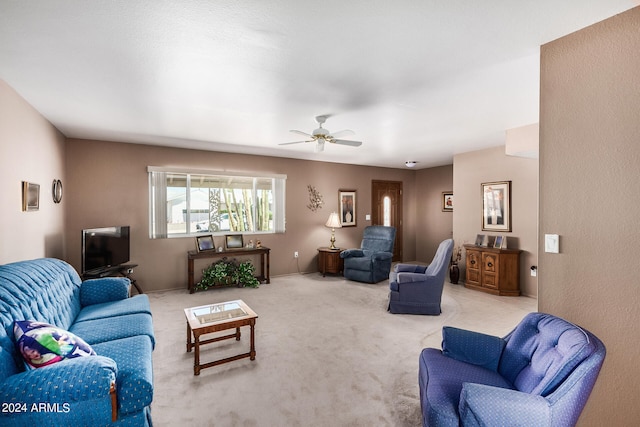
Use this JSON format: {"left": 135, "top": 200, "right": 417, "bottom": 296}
{"left": 371, "top": 180, "right": 403, "bottom": 262}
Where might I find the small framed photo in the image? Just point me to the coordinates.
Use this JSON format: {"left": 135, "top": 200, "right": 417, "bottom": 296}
{"left": 482, "top": 181, "right": 512, "bottom": 232}
{"left": 225, "top": 234, "right": 244, "bottom": 249}
{"left": 196, "top": 235, "right": 215, "bottom": 252}
{"left": 493, "top": 235, "right": 504, "bottom": 249}
{"left": 442, "top": 192, "right": 453, "bottom": 212}
{"left": 475, "top": 234, "right": 486, "bottom": 246}
{"left": 339, "top": 189, "right": 356, "bottom": 227}
{"left": 22, "top": 181, "right": 40, "bottom": 211}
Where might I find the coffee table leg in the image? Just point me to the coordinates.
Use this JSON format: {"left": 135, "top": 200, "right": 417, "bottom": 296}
{"left": 236, "top": 327, "right": 241, "bottom": 341}
{"left": 194, "top": 331, "right": 201, "bottom": 376}
{"left": 250, "top": 321, "right": 256, "bottom": 361}
{"left": 186, "top": 322, "right": 192, "bottom": 352}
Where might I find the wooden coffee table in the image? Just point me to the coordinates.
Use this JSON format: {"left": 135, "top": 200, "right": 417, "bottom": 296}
{"left": 184, "top": 299, "right": 258, "bottom": 375}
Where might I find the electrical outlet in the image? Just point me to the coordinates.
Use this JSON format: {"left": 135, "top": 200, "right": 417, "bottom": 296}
{"left": 294, "top": 251, "right": 299, "bottom": 258}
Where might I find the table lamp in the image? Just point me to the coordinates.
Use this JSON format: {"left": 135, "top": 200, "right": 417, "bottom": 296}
{"left": 325, "top": 212, "right": 342, "bottom": 249}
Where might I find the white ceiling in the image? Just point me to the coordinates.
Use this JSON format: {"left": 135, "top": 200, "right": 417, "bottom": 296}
{"left": 1, "top": 1, "right": 637, "bottom": 169}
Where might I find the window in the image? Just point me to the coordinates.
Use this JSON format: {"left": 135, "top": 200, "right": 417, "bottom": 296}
{"left": 148, "top": 167, "right": 286, "bottom": 238}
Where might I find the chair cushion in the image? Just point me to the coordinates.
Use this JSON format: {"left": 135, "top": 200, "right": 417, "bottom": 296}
{"left": 499, "top": 313, "right": 595, "bottom": 396}
{"left": 420, "top": 348, "right": 513, "bottom": 426}
{"left": 14, "top": 320, "right": 95, "bottom": 369}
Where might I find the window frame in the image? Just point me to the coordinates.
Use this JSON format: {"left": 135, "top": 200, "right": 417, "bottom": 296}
{"left": 148, "top": 167, "right": 286, "bottom": 239}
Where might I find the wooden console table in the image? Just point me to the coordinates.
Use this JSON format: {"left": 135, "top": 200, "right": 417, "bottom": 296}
{"left": 187, "top": 247, "right": 270, "bottom": 293}
{"left": 463, "top": 244, "right": 521, "bottom": 296}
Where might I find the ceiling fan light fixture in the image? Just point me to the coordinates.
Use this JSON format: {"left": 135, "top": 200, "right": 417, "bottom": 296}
{"left": 405, "top": 161, "right": 417, "bottom": 168}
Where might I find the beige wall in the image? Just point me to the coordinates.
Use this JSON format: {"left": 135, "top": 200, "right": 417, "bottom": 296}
{"left": 415, "top": 165, "right": 454, "bottom": 262}
{"left": 64, "top": 139, "right": 420, "bottom": 291}
{"left": 453, "top": 146, "right": 539, "bottom": 297}
{"left": 0, "top": 80, "right": 67, "bottom": 263}
{"left": 540, "top": 7, "right": 640, "bottom": 425}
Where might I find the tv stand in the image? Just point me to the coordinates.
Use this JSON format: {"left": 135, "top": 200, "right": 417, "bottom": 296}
{"left": 83, "top": 264, "right": 143, "bottom": 294}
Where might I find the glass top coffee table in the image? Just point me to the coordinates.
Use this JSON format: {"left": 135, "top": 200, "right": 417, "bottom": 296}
{"left": 184, "top": 299, "right": 258, "bottom": 375}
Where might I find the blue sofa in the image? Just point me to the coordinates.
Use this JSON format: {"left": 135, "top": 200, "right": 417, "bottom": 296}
{"left": 419, "top": 312, "right": 606, "bottom": 426}
{"left": 388, "top": 239, "right": 453, "bottom": 315}
{"left": 0, "top": 258, "right": 155, "bottom": 427}
{"left": 340, "top": 225, "right": 396, "bottom": 283}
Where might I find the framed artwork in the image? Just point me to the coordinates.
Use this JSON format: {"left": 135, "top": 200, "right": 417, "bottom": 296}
{"left": 22, "top": 181, "right": 40, "bottom": 211}
{"left": 196, "top": 235, "right": 214, "bottom": 252}
{"left": 339, "top": 189, "right": 356, "bottom": 227}
{"left": 225, "top": 234, "right": 244, "bottom": 249}
{"left": 475, "top": 234, "right": 486, "bottom": 246}
{"left": 482, "top": 181, "right": 511, "bottom": 232}
{"left": 442, "top": 192, "right": 453, "bottom": 212}
{"left": 493, "top": 235, "right": 504, "bottom": 249}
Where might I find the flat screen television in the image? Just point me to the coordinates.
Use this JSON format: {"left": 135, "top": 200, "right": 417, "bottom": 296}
{"left": 81, "top": 226, "right": 130, "bottom": 275}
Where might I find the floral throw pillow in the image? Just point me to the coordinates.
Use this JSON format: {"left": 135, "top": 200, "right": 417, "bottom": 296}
{"left": 13, "top": 320, "right": 96, "bottom": 369}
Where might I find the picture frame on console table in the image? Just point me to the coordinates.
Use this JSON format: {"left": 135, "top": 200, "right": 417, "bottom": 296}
{"left": 481, "top": 181, "right": 511, "bottom": 232}
{"left": 196, "top": 235, "right": 215, "bottom": 252}
{"left": 339, "top": 189, "right": 356, "bottom": 227}
{"left": 225, "top": 234, "right": 244, "bottom": 249}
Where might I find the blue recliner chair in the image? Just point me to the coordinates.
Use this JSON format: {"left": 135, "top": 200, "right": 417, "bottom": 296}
{"left": 388, "top": 239, "right": 454, "bottom": 314}
{"left": 419, "top": 312, "right": 606, "bottom": 426}
{"left": 340, "top": 226, "right": 396, "bottom": 283}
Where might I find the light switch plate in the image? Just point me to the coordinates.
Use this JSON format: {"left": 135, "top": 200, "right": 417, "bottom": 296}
{"left": 365, "top": 214, "right": 371, "bottom": 221}
{"left": 545, "top": 234, "right": 559, "bottom": 253}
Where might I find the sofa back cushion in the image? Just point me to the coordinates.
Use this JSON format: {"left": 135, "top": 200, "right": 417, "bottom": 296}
{"left": 499, "top": 312, "right": 596, "bottom": 396}
{"left": 0, "top": 258, "right": 82, "bottom": 380}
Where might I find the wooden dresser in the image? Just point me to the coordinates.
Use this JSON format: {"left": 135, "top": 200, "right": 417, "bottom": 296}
{"left": 463, "top": 244, "right": 521, "bottom": 296}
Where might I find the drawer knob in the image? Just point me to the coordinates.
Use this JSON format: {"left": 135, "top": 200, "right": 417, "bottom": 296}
{"left": 470, "top": 260, "right": 476, "bottom": 265}
{"left": 487, "top": 262, "right": 493, "bottom": 268}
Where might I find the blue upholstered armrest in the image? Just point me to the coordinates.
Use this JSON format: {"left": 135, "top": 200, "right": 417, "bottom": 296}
{"left": 442, "top": 326, "right": 506, "bottom": 371}
{"left": 395, "top": 272, "right": 432, "bottom": 283}
{"left": 459, "top": 383, "right": 550, "bottom": 426}
{"left": 394, "top": 263, "right": 428, "bottom": 274}
{"left": 371, "top": 252, "right": 393, "bottom": 261}
{"left": 1, "top": 355, "right": 117, "bottom": 401}
{"left": 340, "top": 249, "right": 364, "bottom": 258}
{"left": 80, "top": 277, "right": 130, "bottom": 306}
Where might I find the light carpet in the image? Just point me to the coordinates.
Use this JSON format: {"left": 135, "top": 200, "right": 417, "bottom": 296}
{"left": 148, "top": 273, "right": 536, "bottom": 427}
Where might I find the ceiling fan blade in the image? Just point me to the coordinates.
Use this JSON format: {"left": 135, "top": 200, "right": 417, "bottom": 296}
{"left": 278, "top": 140, "right": 311, "bottom": 146}
{"left": 332, "top": 139, "right": 363, "bottom": 147}
{"left": 329, "top": 129, "right": 355, "bottom": 138}
{"left": 290, "top": 129, "right": 314, "bottom": 138}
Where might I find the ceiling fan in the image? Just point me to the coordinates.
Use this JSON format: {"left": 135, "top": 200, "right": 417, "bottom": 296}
{"left": 279, "top": 115, "right": 363, "bottom": 152}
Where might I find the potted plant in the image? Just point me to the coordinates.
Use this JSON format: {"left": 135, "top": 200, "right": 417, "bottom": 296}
{"left": 234, "top": 261, "right": 260, "bottom": 288}
{"left": 197, "top": 257, "right": 260, "bottom": 291}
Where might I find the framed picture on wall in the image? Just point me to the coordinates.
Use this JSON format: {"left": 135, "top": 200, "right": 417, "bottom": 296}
{"left": 442, "top": 192, "right": 453, "bottom": 212}
{"left": 339, "top": 189, "right": 356, "bottom": 227}
{"left": 22, "top": 181, "right": 40, "bottom": 211}
{"left": 481, "top": 181, "right": 512, "bottom": 232}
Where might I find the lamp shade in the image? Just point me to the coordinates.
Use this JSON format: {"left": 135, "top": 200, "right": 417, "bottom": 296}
{"left": 325, "top": 212, "right": 342, "bottom": 228}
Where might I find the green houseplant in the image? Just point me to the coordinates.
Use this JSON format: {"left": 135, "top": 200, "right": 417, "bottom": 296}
{"left": 197, "top": 257, "right": 260, "bottom": 290}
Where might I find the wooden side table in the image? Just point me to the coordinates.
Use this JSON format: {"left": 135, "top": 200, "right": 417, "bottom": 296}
{"left": 317, "top": 247, "right": 344, "bottom": 276}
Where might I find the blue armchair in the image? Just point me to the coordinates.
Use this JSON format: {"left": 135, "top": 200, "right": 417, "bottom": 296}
{"left": 388, "top": 239, "right": 453, "bottom": 314}
{"left": 340, "top": 226, "right": 396, "bottom": 283}
{"left": 419, "top": 312, "right": 606, "bottom": 426}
